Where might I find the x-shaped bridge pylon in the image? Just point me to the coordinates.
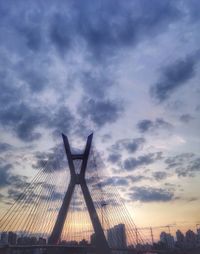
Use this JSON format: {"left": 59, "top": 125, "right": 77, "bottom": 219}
{"left": 48, "top": 133, "right": 111, "bottom": 254}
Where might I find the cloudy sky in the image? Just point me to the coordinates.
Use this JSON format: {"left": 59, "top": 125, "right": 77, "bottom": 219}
{"left": 0, "top": 0, "right": 200, "bottom": 230}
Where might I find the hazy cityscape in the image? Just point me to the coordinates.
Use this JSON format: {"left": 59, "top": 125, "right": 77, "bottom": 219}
{"left": 0, "top": 0, "right": 200, "bottom": 254}
{"left": 1, "top": 224, "right": 200, "bottom": 252}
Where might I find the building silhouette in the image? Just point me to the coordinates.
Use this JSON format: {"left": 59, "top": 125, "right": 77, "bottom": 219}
{"left": 107, "top": 223, "right": 127, "bottom": 249}
{"left": 0, "top": 232, "right": 8, "bottom": 244}
{"left": 176, "top": 229, "right": 185, "bottom": 248}
{"left": 8, "top": 232, "right": 17, "bottom": 245}
{"left": 160, "top": 231, "right": 174, "bottom": 249}
{"left": 185, "top": 229, "right": 197, "bottom": 248}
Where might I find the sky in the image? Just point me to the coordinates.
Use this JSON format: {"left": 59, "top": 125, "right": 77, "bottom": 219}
{"left": 0, "top": 0, "right": 200, "bottom": 233}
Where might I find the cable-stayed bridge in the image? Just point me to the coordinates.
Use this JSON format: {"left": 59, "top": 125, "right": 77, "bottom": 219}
{"left": 0, "top": 133, "right": 162, "bottom": 254}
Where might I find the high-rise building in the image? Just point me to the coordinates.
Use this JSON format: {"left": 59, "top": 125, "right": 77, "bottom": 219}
{"left": 160, "top": 231, "right": 175, "bottom": 249}
{"left": 185, "top": 230, "right": 197, "bottom": 248}
{"left": 176, "top": 230, "right": 184, "bottom": 248}
{"left": 176, "top": 230, "right": 184, "bottom": 242}
{"left": 38, "top": 237, "right": 46, "bottom": 245}
{"left": 197, "top": 228, "right": 200, "bottom": 245}
{"left": 107, "top": 224, "right": 127, "bottom": 249}
{"left": 8, "top": 231, "right": 17, "bottom": 245}
{"left": 0, "top": 232, "right": 8, "bottom": 244}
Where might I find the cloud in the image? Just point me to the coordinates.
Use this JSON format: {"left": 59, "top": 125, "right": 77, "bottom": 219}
{"left": 7, "top": 188, "right": 23, "bottom": 202}
{"left": 107, "top": 137, "right": 146, "bottom": 166}
{"left": 0, "top": 69, "right": 24, "bottom": 105}
{"left": 0, "top": 0, "right": 182, "bottom": 143}
{"left": 179, "top": 114, "right": 194, "bottom": 123}
{"left": 100, "top": 177, "right": 128, "bottom": 188}
{"left": 0, "top": 0, "right": 181, "bottom": 63}
{"left": 101, "top": 133, "right": 112, "bottom": 143}
{"left": 49, "top": 13, "right": 73, "bottom": 55}
{"left": 40, "top": 190, "right": 64, "bottom": 202}
{"left": 0, "top": 103, "right": 45, "bottom": 142}
{"left": 0, "top": 163, "right": 12, "bottom": 188}
{"left": 8, "top": 174, "right": 28, "bottom": 189}
{"left": 0, "top": 162, "right": 28, "bottom": 191}
{"left": 33, "top": 143, "right": 67, "bottom": 172}
{"left": 20, "top": 69, "right": 48, "bottom": 93}
{"left": 151, "top": 55, "right": 199, "bottom": 102}
{"left": 153, "top": 171, "right": 168, "bottom": 181}
{"left": 70, "top": 0, "right": 181, "bottom": 61}
{"left": 17, "top": 23, "right": 42, "bottom": 52}
{"left": 0, "top": 143, "right": 13, "bottom": 153}
{"left": 0, "top": 193, "right": 5, "bottom": 202}
{"left": 49, "top": 106, "right": 75, "bottom": 137}
{"left": 137, "top": 118, "right": 172, "bottom": 133}
{"left": 107, "top": 153, "right": 122, "bottom": 164}
{"left": 123, "top": 152, "right": 163, "bottom": 171}
{"left": 0, "top": 92, "right": 75, "bottom": 141}
{"left": 129, "top": 175, "right": 149, "bottom": 183}
{"left": 81, "top": 71, "right": 113, "bottom": 98}
{"left": 165, "top": 153, "right": 200, "bottom": 177}
{"left": 111, "top": 138, "right": 145, "bottom": 153}
{"left": 129, "top": 186, "right": 174, "bottom": 202}
{"left": 79, "top": 98, "right": 123, "bottom": 127}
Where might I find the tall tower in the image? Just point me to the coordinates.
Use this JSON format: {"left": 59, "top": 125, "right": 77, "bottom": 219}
{"left": 48, "top": 133, "right": 111, "bottom": 254}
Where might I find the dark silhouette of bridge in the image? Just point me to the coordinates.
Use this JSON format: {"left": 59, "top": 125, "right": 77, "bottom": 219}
{"left": 0, "top": 134, "right": 154, "bottom": 254}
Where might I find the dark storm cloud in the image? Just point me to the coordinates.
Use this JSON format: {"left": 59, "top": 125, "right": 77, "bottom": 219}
{"left": 108, "top": 153, "right": 122, "bottom": 164}
{"left": 0, "top": 68, "right": 23, "bottom": 105}
{"left": 48, "top": 106, "right": 76, "bottom": 137}
{"left": 0, "top": 61, "right": 48, "bottom": 141}
{"left": 0, "top": 103, "right": 45, "bottom": 142}
{"left": 0, "top": 162, "right": 28, "bottom": 190}
{"left": 151, "top": 54, "right": 199, "bottom": 102}
{"left": 101, "top": 134, "right": 112, "bottom": 143}
{"left": 9, "top": 175, "right": 28, "bottom": 189}
{"left": 0, "top": 0, "right": 182, "bottom": 142}
{"left": 0, "top": 163, "right": 12, "bottom": 188}
{"left": 179, "top": 114, "right": 194, "bottom": 123}
{"left": 64, "top": 0, "right": 181, "bottom": 61}
{"left": 81, "top": 71, "right": 113, "bottom": 98}
{"left": 0, "top": 143, "right": 13, "bottom": 153}
{"left": 90, "top": 174, "right": 144, "bottom": 195}
{"left": 6, "top": 0, "right": 176, "bottom": 63}
{"left": 129, "top": 175, "right": 149, "bottom": 183}
{"left": 6, "top": 181, "right": 64, "bottom": 204}
{"left": 7, "top": 188, "right": 23, "bottom": 202}
{"left": 111, "top": 138, "right": 145, "bottom": 153}
{"left": 20, "top": 69, "right": 48, "bottom": 92}
{"left": 0, "top": 87, "right": 75, "bottom": 141}
{"left": 107, "top": 137, "right": 145, "bottom": 164}
{"left": 165, "top": 153, "right": 195, "bottom": 168}
{"left": 137, "top": 118, "right": 172, "bottom": 133}
{"left": 153, "top": 171, "right": 168, "bottom": 181}
{"left": 40, "top": 190, "right": 64, "bottom": 202}
{"left": 49, "top": 13, "right": 73, "bottom": 55}
{"left": 123, "top": 152, "right": 163, "bottom": 171}
{"left": 0, "top": 56, "right": 48, "bottom": 141}
{"left": 129, "top": 186, "right": 174, "bottom": 202}
{"left": 33, "top": 143, "right": 67, "bottom": 172}
{"left": 79, "top": 98, "right": 123, "bottom": 127}
{"left": 17, "top": 23, "right": 43, "bottom": 52}
{"left": 176, "top": 157, "right": 200, "bottom": 177}
{"left": 98, "top": 176, "right": 129, "bottom": 188}
{"left": 165, "top": 153, "right": 200, "bottom": 177}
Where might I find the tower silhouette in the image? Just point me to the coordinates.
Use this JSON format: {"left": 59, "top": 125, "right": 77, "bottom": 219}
{"left": 48, "top": 133, "right": 111, "bottom": 254}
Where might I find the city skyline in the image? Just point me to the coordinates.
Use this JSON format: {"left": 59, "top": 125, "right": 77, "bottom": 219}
{"left": 0, "top": 0, "right": 200, "bottom": 242}
{"left": 1, "top": 224, "right": 200, "bottom": 249}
